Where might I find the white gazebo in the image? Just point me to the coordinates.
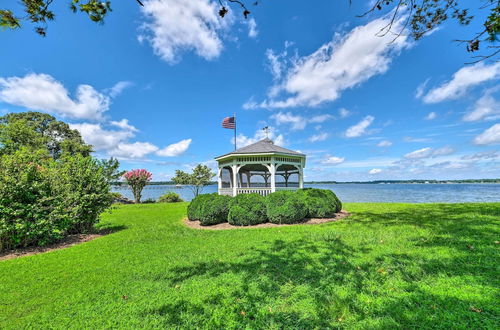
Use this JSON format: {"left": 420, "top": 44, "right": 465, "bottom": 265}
{"left": 215, "top": 138, "right": 306, "bottom": 197}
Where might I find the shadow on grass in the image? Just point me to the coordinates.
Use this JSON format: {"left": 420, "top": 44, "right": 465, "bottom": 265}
{"left": 141, "top": 204, "right": 499, "bottom": 328}
{"left": 94, "top": 224, "right": 128, "bottom": 235}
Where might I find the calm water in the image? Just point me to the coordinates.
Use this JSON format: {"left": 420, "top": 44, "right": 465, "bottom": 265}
{"left": 112, "top": 183, "right": 500, "bottom": 203}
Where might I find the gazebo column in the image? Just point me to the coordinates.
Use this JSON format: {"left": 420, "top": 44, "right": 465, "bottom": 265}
{"left": 232, "top": 164, "right": 238, "bottom": 196}
{"left": 270, "top": 162, "right": 276, "bottom": 193}
{"left": 246, "top": 173, "right": 251, "bottom": 187}
{"left": 299, "top": 166, "right": 304, "bottom": 189}
{"left": 217, "top": 167, "right": 222, "bottom": 194}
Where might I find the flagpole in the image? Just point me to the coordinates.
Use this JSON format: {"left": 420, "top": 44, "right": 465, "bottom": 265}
{"left": 234, "top": 113, "right": 237, "bottom": 150}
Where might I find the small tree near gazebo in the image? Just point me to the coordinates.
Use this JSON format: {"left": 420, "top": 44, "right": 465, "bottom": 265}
{"left": 172, "top": 164, "right": 215, "bottom": 197}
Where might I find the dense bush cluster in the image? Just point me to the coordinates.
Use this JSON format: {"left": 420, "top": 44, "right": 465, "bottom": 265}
{"left": 265, "top": 191, "right": 308, "bottom": 224}
{"left": 188, "top": 189, "right": 342, "bottom": 226}
{"left": 297, "top": 188, "right": 342, "bottom": 218}
{"left": 0, "top": 149, "right": 113, "bottom": 251}
{"left": 158, "top": 192, "right": 184, "bottom": 203}
{"left": 228, "top": 193, "right": 267, "bottom": 226}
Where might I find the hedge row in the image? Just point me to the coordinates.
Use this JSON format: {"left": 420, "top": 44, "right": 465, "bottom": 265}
{"left": 187, "top": 188, "right": 342, "bottom": 226}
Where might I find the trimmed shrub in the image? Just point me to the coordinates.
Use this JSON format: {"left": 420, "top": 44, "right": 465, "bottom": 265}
{"left": 265, "top": 191, "right": 308, "bottom": 224}
{"left": 228, "top": 193, "right": 267, "bottom": 226}
{"left": 198, "top": 194, "right": 231, "bottom": 226}
{"left": 187, "top": 193, "right": 214, "bottom": 221}
{"left": 142, "top": 198, "right": 156, "bottom": 204}
{"left": 297, "top": 188, "right": 342, "bottom": 218}
{"left": 158, "top": 192, "right": 184, "bottom": 203}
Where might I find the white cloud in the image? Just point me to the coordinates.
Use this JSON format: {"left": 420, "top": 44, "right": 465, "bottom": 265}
{"left": 421, "top": 62, "right": 500, "bottom": 103}
{"left": 109, "top": 142, "right": 159, "bottom": 159}
{"left": 415, "top": 79, "right": 429, "bottom": 99}
{"left": 70, "top": 123, "right": 134, "bottom": 151}
{"left": 433, "top": 146, "right": 454, "bottom": 156}
{"left": 377, "top": 140, "right": 392, "bottom": 147}
{"left": 404, "top": 147, "right": 432, "bottom": 159}
{"left": 463, "top": 87, "right": 500, "bottom": 122}
{"left": 271, "top": 112, "right": 334, "bottom": 131}
{"left": 308, "top": 132, "right": 329, "bottom": 142}
{"left": 271, "top": 112, "right": 306, "bottom": 130}
{"left": 107, "top": 81, "right": 133, "bottom": 98}
{"left": 0, "top": 73, "right": 110, "bottom": 121}
{"left": 156, "top": 139, "right": 192, "bottom": 156}
{"left": 138, "top": 0, "right": 227, "bottom": 64}
{"left": 110, "top": 119, "right": 139, "bottom": 132}
{"left": 345, "top": 115, "right": 374, "bottom": 138}
{"left": 404, "top": 146, "right": 454, "bottom": 159}
{"left": 338, "top": 108, "right": 351, "bottom": 118}
{"left": 255, "top": 14, "right": 410, "bottom": 108}
{"left": 322, "top": 156, "right": 345, "bottom": 165}
{"left": 461, "top": 150, "right": 499, "bottom": 160}
{"left": 247, "top": 18, "right": 258, "bottom": 38}
{"left": 235, "top": 126, "right": 285, "bottom": 148}
{"left": 473, "top": 123, "right": 500, "bottom": 145}
{"left": 368, "top": 168, "right": 382, "bottom": 174}
{"left": 425, "top": 112, "right": 437, "bottom": 120}
{"left": 309, "top": 114, "right": 334, "bottom": 123}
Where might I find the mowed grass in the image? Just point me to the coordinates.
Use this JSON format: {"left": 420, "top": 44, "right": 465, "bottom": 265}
{"left": 1, "top": 203, "right": 499, "bottom": 329}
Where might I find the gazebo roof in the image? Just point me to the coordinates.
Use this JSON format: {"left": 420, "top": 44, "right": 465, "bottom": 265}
{"left": 216, "top": 138, "right": 305, "bottom": 159}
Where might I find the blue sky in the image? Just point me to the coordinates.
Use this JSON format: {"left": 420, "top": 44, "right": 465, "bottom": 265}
{"left": 0, "top": 0, "right": 499, "bottom": 181}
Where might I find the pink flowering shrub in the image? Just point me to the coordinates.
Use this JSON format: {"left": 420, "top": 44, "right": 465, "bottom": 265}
{"left": 123, "top": 169, "right": 152, "bottom": 203}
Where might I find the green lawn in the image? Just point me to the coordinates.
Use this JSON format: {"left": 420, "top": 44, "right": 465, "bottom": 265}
{"left": 1, "top": 203, "right": 499, "bottom": 329}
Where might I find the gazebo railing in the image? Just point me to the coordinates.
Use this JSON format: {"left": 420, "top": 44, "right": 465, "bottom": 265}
{"left": 236, "top": 187, "right": 272, "bottom": 196}
{"left": 219, "top": 187, "right": 300, "bottom": 197}
{"left": 276, "top": 187, "right": 298, "bottom": 191}
{"left": 219, "top": 188, "right": 233, "bottom": 196}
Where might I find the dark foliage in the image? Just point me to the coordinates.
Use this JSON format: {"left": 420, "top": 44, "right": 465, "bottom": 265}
{"left": 297, "top": 188, "right": 342, "bottom": 218}
{"left": 228, "top": 193, "right": 267, "bottom": 226}
{"left": 0, "top": 112, "right": 92, "bottom": 159}
{"left": 197, "top": 194, "right": 231, "bottom": 226}
{"left": 265, "top": 191, "right": 308, "bottom": 224}
{"left": 187, "top": 193, "right": 215, "bottom": 221}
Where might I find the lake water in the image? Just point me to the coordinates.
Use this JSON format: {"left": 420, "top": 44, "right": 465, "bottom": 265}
{"left": 112, "top": 183, "right": 500, "bottom": 203}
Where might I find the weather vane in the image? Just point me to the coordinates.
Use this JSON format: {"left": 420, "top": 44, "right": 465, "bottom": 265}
{"left": 262, "top": 126, "right": 269, "bottom": 138}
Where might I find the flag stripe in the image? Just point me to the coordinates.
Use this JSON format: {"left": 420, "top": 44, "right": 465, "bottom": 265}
{"left": 222, "top": 116, "right": 236, "bottom": 129}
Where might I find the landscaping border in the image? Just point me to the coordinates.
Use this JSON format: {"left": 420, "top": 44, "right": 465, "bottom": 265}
{"left": 184, "top": 210, "right": 350, "bottom": 230}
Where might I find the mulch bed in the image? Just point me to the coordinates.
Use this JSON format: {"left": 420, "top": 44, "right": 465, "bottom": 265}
{"left": 0, "top": 229, "right": 115, "bottom": 261}
{"left": 184, "top": 210, "right": 350, "bottom": 230}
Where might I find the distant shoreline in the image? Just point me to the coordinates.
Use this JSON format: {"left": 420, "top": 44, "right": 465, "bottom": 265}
{"left": 111, "top": 179, "right": 500, "bottom": 186}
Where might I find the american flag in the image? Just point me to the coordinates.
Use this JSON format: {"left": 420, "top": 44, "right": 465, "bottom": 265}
{"left": 222, "top": 116, "right": 236, "bottom": 129}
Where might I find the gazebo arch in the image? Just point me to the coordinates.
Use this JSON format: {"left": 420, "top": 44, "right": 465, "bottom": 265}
{"left": 215, "top": 138, "right": 306, "bottom": 197}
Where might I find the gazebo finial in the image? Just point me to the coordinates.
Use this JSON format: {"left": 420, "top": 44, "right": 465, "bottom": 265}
{"left": 262, "top": 126, "right": 270, "bottom": 139}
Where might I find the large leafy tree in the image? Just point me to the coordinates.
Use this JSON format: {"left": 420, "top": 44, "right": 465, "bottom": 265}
{"left": 172, "top": 164, "right": 215, "bottom": 197}
{"left": 0, "top": 1, "right": 498, "bottom": 60}
{"left": 0, "top": 111, "right": 92, "bottom": 159}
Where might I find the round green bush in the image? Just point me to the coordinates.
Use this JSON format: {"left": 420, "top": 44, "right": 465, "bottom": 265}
{"left": 198, "top": 194, "right": 231, "bottom": 226}
{"left": 228, "top": 193, "right": 267, "bottom": 226}
{"left": 158, "top": 192, "right": 184, "bottom": 203}
{"left": 265, "top": 191, "right": 308, "bottom": 224}
{"left": 297, "top": 188, "right": 342, "bottom": 218}
{"left": 187, "top": 193, "right": 213, "bottom": 221}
